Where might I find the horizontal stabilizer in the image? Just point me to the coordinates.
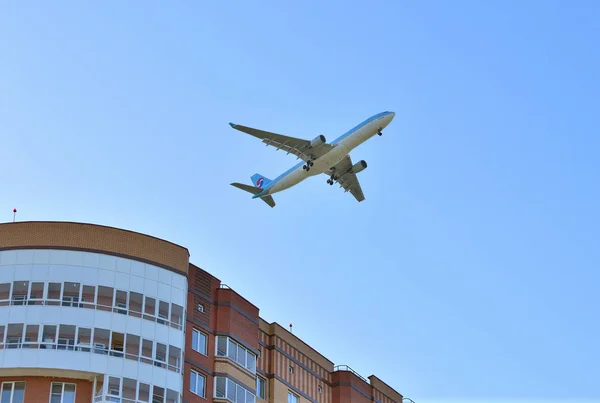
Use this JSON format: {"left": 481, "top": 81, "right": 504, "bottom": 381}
{"left": 260, "top": 195, "right": 276, "bottom": 208}
{"left": 230, "top": 182, "right": 262, "bottom": 195}
{"left": 231, "top": 183, "right": 276, "bottom": 208}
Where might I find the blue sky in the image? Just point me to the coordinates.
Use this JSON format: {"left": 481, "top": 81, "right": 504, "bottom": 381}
{"left": 1, "top": 1, "right": 599, "bottom": 401}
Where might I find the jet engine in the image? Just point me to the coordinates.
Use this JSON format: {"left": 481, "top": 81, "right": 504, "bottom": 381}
{"left": 310, "top": 135, "right": 326, "bottom": 148}
{"left": 351, "top": 160, "right": 367, "bottom": 174}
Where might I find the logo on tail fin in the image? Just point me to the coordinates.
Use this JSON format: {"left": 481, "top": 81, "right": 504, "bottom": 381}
{"left": 251, "top": 173, "right": 271, "bottom": 188}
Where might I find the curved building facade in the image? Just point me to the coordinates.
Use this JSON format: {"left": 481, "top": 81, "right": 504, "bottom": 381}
{"left": 0, "top": 222, "right": 406, "bottom": 403}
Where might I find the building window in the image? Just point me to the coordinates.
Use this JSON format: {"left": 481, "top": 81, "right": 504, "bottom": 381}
{"left": 190, "top": 370, "right": 206, "bottom": 397}
{"left": 289, "top": 365, "right": 294, "bottom": 374}
{"left": 50, "top": 383, "right": 76, "bottom": 403}
{"left": 318, "top": 385, "right": 322, "bottom": 394}
{"left": 191, "top": 329, "right": 207, "bottom": 355}
{"left": 256, "top": 376, "right": 266, "bottom": 400}
{"left": 215, "top": 336, "right": 257, "bottom": 373}
{"left": 197, "top": 304, "right": 204, "bottom": 313}
{"left": 1, "top": 382, "right": 25, "bottom": 403}
{"left": 213, "top": 377, "right": 256, "bottom": 403}
{"left": 288, "top": 391, "right": 299, "bottom": 403}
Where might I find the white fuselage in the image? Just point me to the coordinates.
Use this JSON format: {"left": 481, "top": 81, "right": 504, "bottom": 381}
{"left": 262, "top": 111, "right": 395, "bottom": 195}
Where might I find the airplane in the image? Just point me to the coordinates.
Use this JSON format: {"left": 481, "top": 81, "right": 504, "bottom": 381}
{"left": 230, "top": 111, "right": 395, "bottom": 207}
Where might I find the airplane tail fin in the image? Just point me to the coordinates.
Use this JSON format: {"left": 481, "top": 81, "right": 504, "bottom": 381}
{"left": 251, "top": 174, "right": 272, "bottom": 189}
{"left": 230, "top": 183, "right": 276, "bottom": 208}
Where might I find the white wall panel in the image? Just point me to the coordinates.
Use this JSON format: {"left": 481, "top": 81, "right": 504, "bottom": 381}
{"left": 83, "top": 251, "right": 100, "bottom": 268}
{"left": 0, "top": 309, "right": 8, "bottom": 324}
{"left": 98, "top": 254, "right": 115, "bottom": 271}
{"left": 171, "top": 290, "right": 185, "bottom": 307}
{"left": 115, "top": 272, "right": 130, "bottom": 289}
{"left": 94, "top": 310, "right": 113, "bottom": 329}
{"left": 141, "top": 321, "right": 157, "bottom": 341}
{"left": 16, "top": 250, "right": 34, "bottom": 265}
{"left": 115, "top": 257, "right": 131, "bottom": 274}
{"left": 158, "top": 283, "right": 171, "bottom": 302}
{"left": 155, "top": 326, "right": 169, "bottom": 345}
{"left": 125, "top": 317, "right": 142, "bottom": 336}
{"left": 129, "top": 276, "right": 144, "bottom": 294}
{"left": 66, "top": 251, "right": 84, "bottom": 267}
{"left": 172, "top": 275, "right": 186, "bottom": 292}
{"left": 97, "top": 269, "right": 116, "bottom": 286}
{"left": 8, "top": 306, "right": 27, "bottom": 323}
{"left": 110, "top": 311, "right": 129, "bottom": 331}
{"left": 33, "top": 249, "right": 51, "bottom": 264}
{"left": 145, "top": 264, "right": 159, "bottom": 281}
{"left": 49, "top": 250, "right": 67, "bottom": 265}
{"left": 130, "top": 260, "right": 145, "bottom": 278}
{"left": 3, "top": 350, "right": 20, "bottom": 368}
{"left": 138, "top": 364, "right": 153, "bottom": 384}
{"left": 144, "top": 279, "right": 159, "bottom": 299}
{"left": 159, "top": 270, "right": 172, "bottom": 287}
{"left": 0, "top": 247, "right": 188, "bottom": 394}
{"left": 1, "top": 250, "right": 17, "bottom": 266}
{"left": 0, "top": 265, "right": 15, "bottom": 282}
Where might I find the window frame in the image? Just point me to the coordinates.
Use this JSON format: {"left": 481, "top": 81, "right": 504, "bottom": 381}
{"left": 213, "top": 376, "right": 256, "bottom": 403}
{"left": 1, "top": 381, "right": 26, "bottom": 403}
{"left": 191, "top": 328, "right": 208, "bottom": 356}
{"left": 288, "top": 391, "right": 299, "bottom": 403}
{"left": 256, "top": 376, "right": 266, "bottom": 400}
{"left": 49, "top": 382, "right": 76, "bottom": 403}
{"left": 0, "top": 280, "right": 183, "bottom": 330}
{"left": 214, "top": 336, "right": 257, "bottom": 373}
{"left": 190, "top": 370, "right": 206, "bottom": 398}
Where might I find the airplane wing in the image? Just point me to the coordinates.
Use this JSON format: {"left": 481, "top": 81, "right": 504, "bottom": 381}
{"left": 229, "top": 123, "right": 334, "bottom": 162}
{"left": 325, "top": 155, "right": 365, "bottom": 202}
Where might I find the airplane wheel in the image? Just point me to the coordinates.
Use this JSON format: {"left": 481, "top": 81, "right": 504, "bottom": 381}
{"left": 303, "top": 165, "right": 307, "bottom": 170}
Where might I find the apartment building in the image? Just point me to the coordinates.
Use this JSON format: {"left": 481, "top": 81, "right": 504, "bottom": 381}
{"left": 0, "top": 221, "right": 405, "bottom": 403}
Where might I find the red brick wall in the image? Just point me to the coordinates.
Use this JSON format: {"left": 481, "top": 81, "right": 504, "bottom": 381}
{"left": 215, "top": 289, "right": 259, "bottom": 349}
{"left": 0, "top": 376, "right": 92, "bottom": 403}
{"left": 184, "top": 323, "right": 214, "bottom": 370}
{"left": 184, "top": 265, "right": 218, "bottom": 403}
{"left": 331, "top": 372, "right": 372, "bottom": 403}
{"left": 183, "top": 362, "right": 213, "bottom": 403}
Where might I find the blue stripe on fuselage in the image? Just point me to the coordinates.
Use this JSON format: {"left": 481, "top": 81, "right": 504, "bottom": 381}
{"left": 330, "top": 111, "right": 391, "bottom": 144}
{"left": 252, "top": 160, "right": 304, "bottom": 198}
{"left": 252, "top": 111, "right": 392, "bottom": 198}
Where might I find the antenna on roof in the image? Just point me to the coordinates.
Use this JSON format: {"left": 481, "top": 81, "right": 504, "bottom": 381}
{"left": 289, "top": 323, "right": 293, "bottom": 333}
{"left": 12, "top": 208, "right": 16, "bottom": 222}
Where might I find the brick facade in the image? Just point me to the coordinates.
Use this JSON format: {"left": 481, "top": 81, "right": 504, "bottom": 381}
{"left": 0, "top": 222, "right": 405, "bottom": 403}
{"left": 0, "top": 376, "right": 93, "bottom": 403}
{"left": 0, "top": 221, "right": 189, "bottom": 274}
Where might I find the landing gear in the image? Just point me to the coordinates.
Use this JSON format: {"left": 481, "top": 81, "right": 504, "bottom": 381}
{"left": 377, "top": 127, "right": 383, "bottom": 136}
{"left": 303, "top": 160, "right": 315, "bottom": 171}
{"left": 327, "top": 173, "right": 339, "bottom": 185}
